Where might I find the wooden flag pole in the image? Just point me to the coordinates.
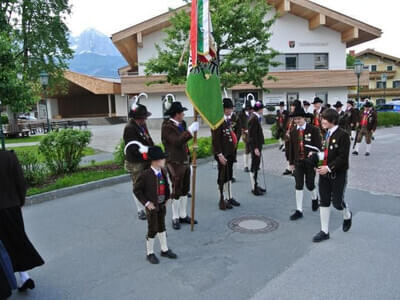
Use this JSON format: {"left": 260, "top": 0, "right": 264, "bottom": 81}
{"left": 190, "top": 109, "right": 199, "bottom": 231}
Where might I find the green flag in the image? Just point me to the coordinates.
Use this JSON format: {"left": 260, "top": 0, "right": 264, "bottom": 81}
{"left": 186, "top": 0, "right": 223, "bottom": 130}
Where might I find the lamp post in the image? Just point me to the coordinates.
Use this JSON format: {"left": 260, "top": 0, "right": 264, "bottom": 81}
{"left": 0, "top": 100, "right": 5, "bottom": 151}
{"left": 381, "top": 73, "right": 387, "bottom": 104}
{"left": 39, "top": 71, "right": 51, "bottom": 132}
{"left": 354, "top": 59, "right": 364, "bottom": 109}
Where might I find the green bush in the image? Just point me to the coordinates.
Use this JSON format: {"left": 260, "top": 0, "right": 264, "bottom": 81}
{"left": 1, "top": 115, "right": 8, "bottom": 125}
{"left": 39, "top": 129, "right": 92, "bottom": 174}
{"left": 378, "top": 112, "right": 400, "bottom": 127}
{"left": 114, "top": 139, "right": 125, "bottom": 167}
{"left": 16, "top": 150, "right": 47, "bottom": 186}
{"left": 270, "top": 123, "right": 278, "bottom": 139}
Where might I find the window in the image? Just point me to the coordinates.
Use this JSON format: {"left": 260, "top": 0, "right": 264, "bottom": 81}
{"left": 371, "top": 65, "right": 377, "bottom": 72}
{"left": 376, "top": 81, "right": 387, "bottom": 89}
{"left": 287, "top": 92, "right": 299, "bottom": 105}
{"left": 285, "top": 55, "right": 298, "bottom": 70}
{"left": 387, "top": 66, "right": 393, "bottom": 71}
{"left": 315, "top": 92, "right": 328, "bottom": 105}
{"left": 393, "top": 81, "right": 400, "bottom": 88}
{"left": 314, "top": 54, "right": 328, "bottom": 69}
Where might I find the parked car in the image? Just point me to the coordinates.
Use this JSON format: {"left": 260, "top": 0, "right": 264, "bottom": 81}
{"left": 18, "top": 114, "right": 37, "bottom": 121}
{"left": 376, "top": 103, "right": 400, "bottom": 113}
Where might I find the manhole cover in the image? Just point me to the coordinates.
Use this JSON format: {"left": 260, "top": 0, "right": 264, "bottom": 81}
{"left": 228, "top": 216, "right": 279, "bottom": 234}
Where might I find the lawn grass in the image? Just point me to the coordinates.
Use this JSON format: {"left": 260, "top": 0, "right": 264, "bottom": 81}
{"left": 27, "top": 164, "right": 126, "bottom": 196}
{"left": 5, "top": 135, "right": 44, "bottom": 144}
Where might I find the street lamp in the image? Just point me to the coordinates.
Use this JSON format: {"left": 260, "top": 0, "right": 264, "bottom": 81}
{"left": 381, "top": 73, "right": 387, "bottom": 105}
{"left": 39, "top": 71, "right": 51, "bottom": 132}
{"left": 354, "top": 59, "right": 364, "bottom": 108}
{"left": 0, "top": 100, "right": 5, "bottom": 151}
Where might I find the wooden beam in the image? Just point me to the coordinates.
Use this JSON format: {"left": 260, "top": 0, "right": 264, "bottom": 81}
{"left": 341, "top": 27, "right": 359, "bottom": 43}
{"left": 137, "top": 32, "right": 143, "bottom": 48}
{"left": 277, "top": 0, "right": 291, "bottom": 17}
{"left": 309, "top": 13, "right": 326, "bottom": 30}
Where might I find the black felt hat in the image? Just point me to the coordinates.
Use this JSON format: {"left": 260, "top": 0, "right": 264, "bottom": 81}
{"left": 223, "top": 98, "right": 234, "bottom": 109}
{"left": 279, "top": 101, "right": 285, "bottom": 107}
{"left": 303, "top": 100, "right": 310, "bottom": 106}
{"left": 129, "top": 104, "right": 152, "bottom": 119}
{"left": 312, "top": 97, "right": 323, "bottom": 104}
{"left": 165, "top": 101, "right": 188, "bottom": 116}
{"left": 347, "top": 100, "right": 355, "bottom": 106}
{"left": 290, "top": 106, "right": 306, "bottom": 118}
{"left": 333, "top": 101, "right": 343, "bottom": 108}
{"left": 148, "top": 146, "right": 168, "bottom": 161}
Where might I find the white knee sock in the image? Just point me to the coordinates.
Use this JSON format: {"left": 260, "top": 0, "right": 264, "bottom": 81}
{"left": 279, "top": 138, "right": 283, "bottom": 146}
{"left": 244, "top": 153, "right": 249, "bottom": 168}
{"left": 355, "top": 143, "right": 360, "bottom": 152}
{"left": 133, "top": 193, "right": 144, "bottom": 212}
{"left": 343, "top": 204, "right": 351, "bottom": 220}
{"left": 249, "top": 173, "right": 255, "bottom": 189}
{"left": 366, "top": 144, "right": 371, "bottom": 153}
{"left": 171, "top": 199, "right": 180, "bottom": 220}
{"left": 179, "top": 196, "right": 188, "bottom": 218}
{"left": 351, "top": 131, "right": 356, "bottom": 139}
{"left": 296, "top": 190, "right": 303, "bottom": 212}
{"left": 19, "top": 272, "right": 30, "bottom": 283}
{"left": 311, "top": 189, "right": 318, "bottom": 200}
{"left": 228, "top": 181, "right": 233, "bottom": 199}
{"left": 320, "top": 206, "right": 331, "bottom": 234}
{"left": 223, "top": 183, "right": 229, "bottom": 200}
{"left": 158, "top": 231, "right": 168, "bottom": 252}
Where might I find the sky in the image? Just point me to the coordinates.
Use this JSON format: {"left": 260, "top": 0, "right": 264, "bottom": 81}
{"left": 67, "top": 0, "right": 400, "bottom": 57}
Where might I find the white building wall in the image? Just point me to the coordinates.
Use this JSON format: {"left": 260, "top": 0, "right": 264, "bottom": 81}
{"left": 268, "top": 12, "right": 346, "bottom": 70}
{"left": 47, "top": 98, "right": 59, "bottom": 118}
{"left": 115, "top": 95, "right": 128, "bottom": 117}
{"left": 138, "top": 30, "right": 168, "bottom": 75}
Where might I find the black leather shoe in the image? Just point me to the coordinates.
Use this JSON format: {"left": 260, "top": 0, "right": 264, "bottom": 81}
{"left": 18, "top": 279, "right": 35, "bottom": 292}
{"left": 365, "top": 152, "right": 370, "bottom": 156}
{"left": 161, "top": 249, "right": 177, "bottom": 259}
{"left": 172, "top": 219, "right": 181, "bottom": 230}
{"left": 228, "top": 198, "right": 241, "bottom": 207}
{"left": 138, "top": 210, "right": 147, "bottom": 220}
{"left": 231, "top": 177, "right": 236, "bottom": 183}
{"left": 252, "top": 188, "right": 264, "bottom": 196}
{"left": 258, "top": 186, "right": 267, "bottom": 193}
{"left": 187, "top": 192, "right": 192, "bottom": 198}
{"left": 290, "top": 210, "right": 303, "bottom": 221}
{"left": 312, "top": 199, "right": 319, "bottom": 212}
{"left": 352, "top": 151, "right": 358, "bottom": 156}
{"left": 244, "top": 167, "right": 249, "bottom": 173}
{"left": 313, "top": 231, "right": 330, "bottom": 243}
{"left": 226, "top": 200, "right": 233, "bottom": 209}
{"left": 279, "top": 144, "right": 284, "bottom": 150}
{"left": 147, "top": 254, "right": 159, "bottom": 264}
{"left": 343, "top": 212, "right": 352, "bottom": 232}
{"left": 179, "top": 216, "right": 198, "bottom": 224}
{"left": 282, "top": 169, "right": 292, "bottom": 176}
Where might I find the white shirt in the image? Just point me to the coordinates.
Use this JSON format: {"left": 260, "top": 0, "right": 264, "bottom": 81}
{"left": 169, "top": 118, "right": 180, "bottom": 127}
{"left": 327, "top": 125, "right": 338, "bottom": 137}
{"left": 297, "top": 124, "right": 307, "bottom": 131}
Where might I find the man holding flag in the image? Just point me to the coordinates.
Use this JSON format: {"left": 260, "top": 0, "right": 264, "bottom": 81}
{"left": 186, "top": 0, "right": 225, "bottom": 227}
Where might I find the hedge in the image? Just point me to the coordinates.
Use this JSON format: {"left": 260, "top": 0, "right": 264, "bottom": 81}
{"left": 377, "top": 112, "right": 400, "bottom": 127}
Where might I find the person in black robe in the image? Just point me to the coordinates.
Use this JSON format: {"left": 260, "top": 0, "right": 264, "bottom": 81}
{"left": 0, "top": 150, "right": 44, "bottom": 293}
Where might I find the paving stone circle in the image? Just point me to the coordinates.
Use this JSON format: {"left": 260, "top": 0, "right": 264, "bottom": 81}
{"left": 228, "top": 215, "right": 279, "bottom": 234}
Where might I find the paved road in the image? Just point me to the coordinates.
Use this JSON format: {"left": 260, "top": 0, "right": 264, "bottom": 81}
{"left": 9, "top": 150, "right": 400, "bottom": 300}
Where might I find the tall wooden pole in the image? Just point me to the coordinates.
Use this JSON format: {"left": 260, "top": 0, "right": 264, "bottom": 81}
{"left": 190, "top": 109, "right": 199, "bottom": 231}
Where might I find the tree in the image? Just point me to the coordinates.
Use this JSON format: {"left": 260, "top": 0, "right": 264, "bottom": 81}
{"left": 144, "top": 0, "right": 279, "bottom": 90}
{"left": 0, "top": 0, "right": 73, "bottom": 126}
{"left": 347, "top": 53, "right": 356, "bottom": 68}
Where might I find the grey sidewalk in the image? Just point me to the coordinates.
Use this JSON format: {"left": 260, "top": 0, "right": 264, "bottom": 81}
{"left": 10, "top": 157, "right": 400, "bottom": 300}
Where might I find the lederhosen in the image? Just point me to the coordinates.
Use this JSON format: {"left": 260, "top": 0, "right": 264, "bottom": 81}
{"left": 146, "top": 171, "right": 167, "bottom": 238}
{"left": 289, "top": 124, "right": 322, "bottom": 191}
{"left": 319, "top": 128, "right": 350, "bottom": 210}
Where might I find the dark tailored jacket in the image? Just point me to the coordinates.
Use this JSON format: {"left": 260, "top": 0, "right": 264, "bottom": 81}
{"left": 161, "top": 119, "right": 192, "bottom": 163}
{"left": 338, "top": 111, "right": 347, "bottom": 130}
{"left": 312, "top": 107, "right": 325, "bottom": 128}
{"left": 134, "top": 168, "right": 171, "bottom": 209}
{"left": 289, "top": 124, "right": 322, "bottom": 165}
{"left": 323, "top": 127, "right": 350, "bottom": 172}
{"left": 230, "top": 112, "right": 242, "bottom": 141}
{"left": 344, "top": 107, "right": 359, "bottom": 129}
{"left": 359, "top": 109, "right": 378, "bottom": 131}
{"left": 276, "top": 109, "right": 289, "bottom": 130}
{"left": 212, "top": 119, "right": 237, "bottom": 157}
{"left": 238, "top": 110, "right": 250, "bottom": 131}
{"left": 123, "top": 120, "right": 154, "bottom": 164}
{"left": 0, "top": 151, "right": 26, "bottom": 210}
{"left": 248, "top": 113, "right": 265, "bottom": 151}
